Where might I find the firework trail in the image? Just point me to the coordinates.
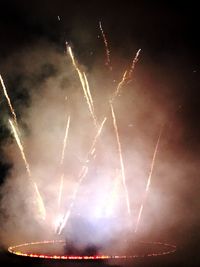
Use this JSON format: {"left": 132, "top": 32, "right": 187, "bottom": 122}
{"left": 83, "top": 72, "right": 95, "bottom": 115}
{"left": 9, "top": 119, "right": 31, "bottom": 176}
{"left": 99, "top": 21, "right": 112, "bottom": 70}
{"left": 86, "top": 117, "right": 106, "bottom": 160}
{"left": 111, "top": 49, "right": 141, "bottom": 101}
{"left": 0, "top": 75, "right": 18, "bottom": 125}
{"left": 135, "top": 127, "right": 163, "bottom": 232}
{"left": 67, "top": 45, "right": 97, "bottom": 127}
{"left": 9, "top": 119, "right": 46, "bottom": 219}
{"left": 110, "top": 103, "right": 130, "bottom": 214}
{"left": 60, "top": 115, "right": 71, "bottom": 165}
{"left": 57, "top": 116, "right": 70, "bottom": 209}
{"left": 57, "top": 117, "right": 107, "bottom": 235}
{"left": 58, "top": 116, "right": 70, "bottom": 209}
{"left": 128, "top": 49, "right": 141, "bottom": 79}
{"left": 56, "top": 202, "right": 74, "bottom": 235}
{"left": 111, "top": 70, "right": 128, "bottom": 101}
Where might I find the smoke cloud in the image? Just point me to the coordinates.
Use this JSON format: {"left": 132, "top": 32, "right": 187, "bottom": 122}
{"left": 0, "top": 36, "right": 198, "bottom": 258}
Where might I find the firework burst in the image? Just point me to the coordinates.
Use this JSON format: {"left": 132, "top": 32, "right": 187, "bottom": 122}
{"left": 0, "top": 22, "right": 176, "bottom": 262}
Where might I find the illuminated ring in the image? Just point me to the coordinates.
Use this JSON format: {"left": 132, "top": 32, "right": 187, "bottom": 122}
{"left": 8, "top": 240, "right": 176, "bottom": 260}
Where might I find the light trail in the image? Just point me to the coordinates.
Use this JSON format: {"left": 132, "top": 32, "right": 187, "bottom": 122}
{"left": 128, "top": 49, "right": 141, "bottom": 79}
{"left": 57, "top": 116, "right": 70, "bottom": 223}
{"left": 99, "top": 21, "right": 112, "bottom": 70}
{"left": 9, "top": 119, "right": 31, "bottom": 176}
{"left": 0, "top": 75, "right": 18, "bottom": 125}
{"left": 57, "top": 117, "right": 107, "bottom": 235}
{"left": 135, "top": 127, "right": 163, "bottom": 232}
{"left": 110, "top": 103, "right": 130, "bottom": 214}
{"left": 67, "top": 45, "right": 97, "bottom": 127}
{"left": 83, "top": 72, "right": 95, "bottom": 117}
{"left": 60, "top": 115, "right": 70, "bottom": 165}
{"left": 9, "top": 119, "right": 46, "bottom": 219}
{"left": 111, "top": 70, "right": 128, "bottom": 101}
{"left": 111, "top": 49, "right": 141, "bottom": 101}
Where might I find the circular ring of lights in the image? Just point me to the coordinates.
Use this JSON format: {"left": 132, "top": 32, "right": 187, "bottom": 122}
{"left": 8, "top": 240, "right": 176, "bottom": 260}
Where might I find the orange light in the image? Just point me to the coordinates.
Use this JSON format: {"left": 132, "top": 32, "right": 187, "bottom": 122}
{"left": 8, "top": 240, "right": 176, "bottom": 260}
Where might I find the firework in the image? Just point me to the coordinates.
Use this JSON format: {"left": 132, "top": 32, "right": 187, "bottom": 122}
{"left": 2, "top": 25, "right": 175, "bottom": 262}
{"left": 111, "top": 49, "right": 141, "bottom": 101}
{"left": 110, "top": 103, "right": 130, "bottom": 214}
{"left": 135, "top": 127, "right": 163, "bottom": 232}
{"left": 9, "top": 119, "right": 31, "bottom": 176}
{"left": 9, "top": 119, "right": 46, "bottom": 219}
{"left": 99, "top": 21, "right": 112, "bottom": 70}
{"left": 128, "top": 49, "right": 141, "bottom": 79}
{"left": 57, "top": 117, "right": 107, "bottom": 235}
{"left": 0, "top": 74, "right": 18, "bottom": 125}
{"left": 67, "top": 45, "right": 97, "bottom": 127}
{"left": 83, "top": 72, "right": 95, "bottom": 117}
{"left": 56, "top": 115, "right": 71, "bottom": 226}
{"left": 111, "top": 70, "right": 128, "bottom": 101}
{"left": 60, "top": 115, "right": 70, "bottom": 165}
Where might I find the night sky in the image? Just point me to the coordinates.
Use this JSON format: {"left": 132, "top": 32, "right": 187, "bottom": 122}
{"left": 0, "top": 1, "right": 200, "bottom": 266}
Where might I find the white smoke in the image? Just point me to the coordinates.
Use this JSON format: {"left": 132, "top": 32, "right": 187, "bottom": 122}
{"left": 0, "top": 39, "right": 194, "bottom": 257}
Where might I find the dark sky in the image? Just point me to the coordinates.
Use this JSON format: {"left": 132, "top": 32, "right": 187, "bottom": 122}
{"left": 0, "top": 1, "right": 199, "bottom": 57}
{"left": 0, "top": 1, "right": 200, "bottom": 266}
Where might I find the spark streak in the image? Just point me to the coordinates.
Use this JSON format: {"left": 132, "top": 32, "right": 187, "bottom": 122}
{"left": 99, "top": 21, "right": 112, "bottom": 70}
{"left": 0, "top": 75, "right": 18, "bottom": 125}
{"left": 9, "top": 119, "right": 46, "bottom": 219}
{"left": 57, "top": 116, "right": 70, "bottom": 209}
{"left": 60, "top": 116, "right": 70, "bottom": 165}
{"left": 128, "top": 49, "right": 141, "bottom": 79}
{"left": 135, "top": 127, "right": 163, "bottom": 232}
{"left": 110, "top": 103, "right": 130, "bottom": 214}
{"left": 111, "top": 49, "right": 141, "bottom": 101}
{"left": 111, "top": 70, "right": 128, "bottom": 101}
{"left": 9, "top": 119, "right": 31, "bottom": 176}
{"left": 58, "top": 174, "right": 64, "bottom": 208}
{"left": 67, "top": 45, "right": 97, "bottom": 127}
{"left": 83, "top": 72, "right": 95, "bottom": 116}
{"left": 57, "top": 117, "right": 107, "bottom": 235}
